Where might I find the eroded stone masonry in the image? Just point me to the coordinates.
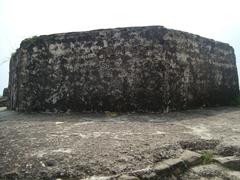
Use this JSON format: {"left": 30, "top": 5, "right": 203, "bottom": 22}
{"left": 8, "top": 26, "right": 239, "bottom": 112}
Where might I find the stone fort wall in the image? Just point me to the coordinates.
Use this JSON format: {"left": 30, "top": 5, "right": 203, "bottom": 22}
{"left": 8, "top": 26, "right": 239, "bottom": 112}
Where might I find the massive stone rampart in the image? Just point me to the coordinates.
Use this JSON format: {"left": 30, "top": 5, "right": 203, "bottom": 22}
{"left": 8, "top": 26, "right": 239, "bottom": 112}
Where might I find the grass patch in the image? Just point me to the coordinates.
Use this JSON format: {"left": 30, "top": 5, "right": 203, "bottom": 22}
{"left": 201, "top": 150, "right": 214, "bottom": 164}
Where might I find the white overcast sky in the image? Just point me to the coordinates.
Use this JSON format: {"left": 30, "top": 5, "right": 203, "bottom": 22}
{"left": 0, "top": 0, "right": 240, "bottom": 95}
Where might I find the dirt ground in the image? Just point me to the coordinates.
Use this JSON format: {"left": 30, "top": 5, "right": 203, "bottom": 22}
{"left": 0, "top": 106, "right": 240, "bottom": 179}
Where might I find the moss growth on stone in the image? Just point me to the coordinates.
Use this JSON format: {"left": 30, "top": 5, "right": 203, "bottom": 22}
{"left": 21, "top": 36, "right": 39, "bottom": 49}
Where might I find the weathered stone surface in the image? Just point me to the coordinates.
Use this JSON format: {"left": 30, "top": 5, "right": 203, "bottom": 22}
{"left": 0, "top": 97, "right": 7, "bottom": 107}
{"left": 180, "top": 164, "right": 232, "bottom": 179}
{"left": 216, "top": 139, "right": 240, "bottom": 156}
{"left": 8, "top": 26, "right": 239, "bottom": 112}
{"left": 214, "top": 156, "right": 240, "bottom": 171}
{"left": 3, "top": 88, "right": 8, "bottom": 97}
{"left": 0, "top": 88, "right": 8, "bottom": 107}
{"left": 179, "top": 139, "right": 220, "bottom": 150}
{"left": 179, "top": 150, "right": 202, "bottom": 166}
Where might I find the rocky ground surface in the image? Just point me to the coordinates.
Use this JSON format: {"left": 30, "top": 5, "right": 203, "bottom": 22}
{"left": 0, "top": 106, "right": 240, "bottom": 179}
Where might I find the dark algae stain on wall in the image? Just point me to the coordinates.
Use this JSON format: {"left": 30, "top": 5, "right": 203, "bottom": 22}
{"left": 8, "top": 26, "right": 239, "bottom": 112}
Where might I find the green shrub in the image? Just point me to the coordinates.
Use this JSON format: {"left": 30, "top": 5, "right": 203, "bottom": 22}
{"left": 201, "top": 150, "right": 214, "bottom": 164}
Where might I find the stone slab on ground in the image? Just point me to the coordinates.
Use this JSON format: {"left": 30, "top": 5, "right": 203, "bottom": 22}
{"left": 181, "top": 163, "right": 240, "bottom": 180}
{"left": 214, "top": 156, "right": 240, "bottom": 171}
{"left": 216, "top": 138, "right": 240, "bottom": 156}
